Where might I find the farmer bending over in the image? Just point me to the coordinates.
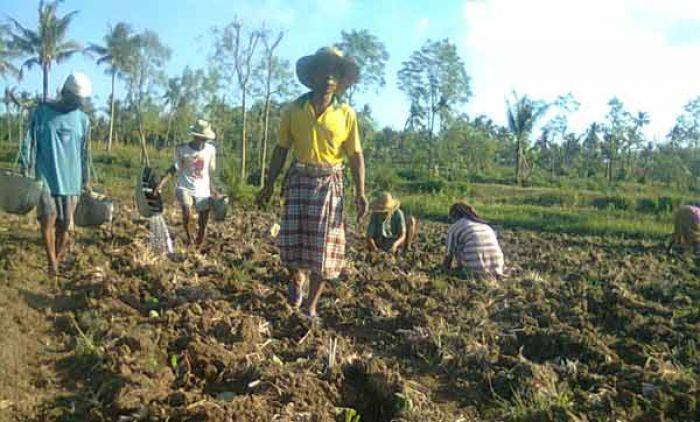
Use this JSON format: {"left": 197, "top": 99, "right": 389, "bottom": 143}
{"left": 157, "top": 119, "right": 218, "bottom": 247}
{"left": 20, "top": 73, "right": 92, "bottom": 276}
{"left": 443, "top": 202, "right": 505, "bottom": 279}
{"left": 670, "top": 203, "right": 700, "bottom": 262}
{"left": 366, "top": 191, "right": 417, "bottom": 253}
{"left": 257, "top": 47, "right": 367, "bottom": 320}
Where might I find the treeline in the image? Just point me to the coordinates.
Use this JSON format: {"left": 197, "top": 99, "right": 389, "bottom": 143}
{"left": 0, "top": 1, "right": 699, "bottom": 191}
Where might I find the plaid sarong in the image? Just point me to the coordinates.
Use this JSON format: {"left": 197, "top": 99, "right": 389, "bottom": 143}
{"left": 279, "top": 162, "right": 345, "bottom": 280}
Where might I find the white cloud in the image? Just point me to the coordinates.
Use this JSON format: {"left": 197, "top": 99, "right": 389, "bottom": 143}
{"left": 416, "top": 17, "right": 430, "bottom": 36}
{"left": 460, "top": 0, "right": 700, "bottom": 139}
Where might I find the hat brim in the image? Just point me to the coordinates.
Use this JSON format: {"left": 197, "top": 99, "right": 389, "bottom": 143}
{"left": 296, "top": 53, "right": 360, "bottom": 93}
{"left": 189, "top": 130, "right": 216, "bottom": 140}
{"left": 370, "top": 200, "right": 400, "bottom": 212}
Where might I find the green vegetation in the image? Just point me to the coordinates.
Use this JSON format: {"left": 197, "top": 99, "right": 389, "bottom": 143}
{"left": 0, "top": 2, "right": 698, "bottom": 421}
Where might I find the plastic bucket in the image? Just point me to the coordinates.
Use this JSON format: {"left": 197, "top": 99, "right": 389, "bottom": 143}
{"left": 211, "top": 196, "right": 229, "bottom": 222}
{"left": 135, "top": 166, "right": 163, "bottom": 218}
{"left": 75, "top": 191, "right": 114, "bottom": 227}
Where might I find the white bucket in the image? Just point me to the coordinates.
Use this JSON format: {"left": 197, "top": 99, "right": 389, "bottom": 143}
{"left": 75, "top": 191, "right": 114, "bottom": 227}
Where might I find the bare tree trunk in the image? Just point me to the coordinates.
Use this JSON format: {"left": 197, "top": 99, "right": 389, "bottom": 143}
{"left": 18, "top": 109, "right": 23, "bottom": 149}
{"left": 165, "top": 99, "right": 176, "bottom": 148}
{"left": 5, "top": 101, "right": 12, "bottom": 145}
{"left": 515, "top": 136, "right": 522, "bottom": 185}
{"left": 108, "top": 71, "right": 116, "bottom": 152}
{"left": 42, "top": 62, "right": 49, "bottom": 102}
{"left": 240, "top": 88, "right": 247, "bottom": 181}
{"left": 260, "top": 93, "right": 271, "bottom": 188}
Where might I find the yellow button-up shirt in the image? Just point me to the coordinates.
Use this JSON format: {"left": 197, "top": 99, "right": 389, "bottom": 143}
{"left": 277, "top": 93, "right": 362, "bottom": 165}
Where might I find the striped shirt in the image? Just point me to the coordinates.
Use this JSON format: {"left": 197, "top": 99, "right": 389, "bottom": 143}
{"left": 446, "top": 218, "right": 505, "bottom": 278}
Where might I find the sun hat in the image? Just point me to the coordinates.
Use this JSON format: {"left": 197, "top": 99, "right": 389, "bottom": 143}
{"left": 296, "top": 47, "right": 360, "bottom": 92}
{"left": 370, "top": 192, "right": 400, "bottom": 213}
{"left": 189, "top": 119, "right": 216, "bottom": 140}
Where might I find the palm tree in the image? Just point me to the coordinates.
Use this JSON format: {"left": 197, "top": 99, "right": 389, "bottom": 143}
{"left": 85, "top": 22, "right": 135, "bottom": 151}
{"left": 0, "top": 24, "right": 20, "bottom": 80}
{"left": 9, "top": 0, "right": 81, "bottom": 101}
{"left": 506, "top": 92, "right": 548, "bottom": 185}
{"left": 3, "top": 88, "right": 15, "bottom": 144}
{"left": 1, "top": 26, "right": 20, "bottom": 145}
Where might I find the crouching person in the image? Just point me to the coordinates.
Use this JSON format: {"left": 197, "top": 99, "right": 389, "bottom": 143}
{"left": 443, "top": 202, "right": 505, "bottom": 279}
{"left": 670, "top": 203, "right": 700, "bottom": 259}
{"left": 157, "top": 119, "right": 218, "bottom": 247}
{"left": 366, "top": 192, "right": 417, "bottom": 254}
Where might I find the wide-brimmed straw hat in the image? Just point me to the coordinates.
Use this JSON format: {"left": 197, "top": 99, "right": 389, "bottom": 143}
{"left": 189, "top": 119, "right": 216, "bottom": 140}
{"left": 370, "top": 192, "right": 400, "bottom": 213}
{"left": 296, "top": 47, "right": 360, "bottom": 92}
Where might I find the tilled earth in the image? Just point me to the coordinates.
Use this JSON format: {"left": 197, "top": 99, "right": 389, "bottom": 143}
{"left": 0, "top": 204, "right": 698, "bottom": 421}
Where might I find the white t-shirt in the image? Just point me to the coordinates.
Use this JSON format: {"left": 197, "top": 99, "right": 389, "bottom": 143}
{"left": 174, "top": 142, "right": 216, "bottom": 198}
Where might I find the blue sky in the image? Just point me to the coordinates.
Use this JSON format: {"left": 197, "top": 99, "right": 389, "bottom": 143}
{"left": 3, "top": 0, "right": 700, "bottom": 140}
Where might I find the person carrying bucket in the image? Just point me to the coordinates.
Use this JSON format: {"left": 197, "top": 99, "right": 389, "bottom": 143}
{"left": 366, "top": 192, "right": 417, "bottom": 254}
{"left": 19, "top": 72, "right": 92, "bottom": 276}
{"left": 156, "top": 119, "right": 219, "bottom": 248}
{"left": 256, "top": 47, "right": 368, "bottom": 321}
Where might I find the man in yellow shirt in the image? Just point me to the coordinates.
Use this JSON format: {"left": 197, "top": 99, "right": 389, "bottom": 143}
{"left": 257, "top": 47, "right": 367, "bottom": 320}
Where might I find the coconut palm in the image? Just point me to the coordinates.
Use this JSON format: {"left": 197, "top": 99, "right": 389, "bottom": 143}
{"left": 506, "top": 92, "right": 548, "bottom": 185}
{"left": 85, "top": 22, "right": 136, "bottom": 151}
{"left": 1, "top": 26, "right": 20, "bottom": 145}
{"left": 0, "top": 25, "right": 20, "bottom": 80}
{"left": 9, "top": 0, "right": 82, "bottom": 101}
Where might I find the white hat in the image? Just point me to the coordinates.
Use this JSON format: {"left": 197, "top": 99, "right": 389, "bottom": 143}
{"left": 62, "top": 72, "right": 92, "bottom": 98}
{"left": 188, "top": 119, "right": 216, "bottom": 140}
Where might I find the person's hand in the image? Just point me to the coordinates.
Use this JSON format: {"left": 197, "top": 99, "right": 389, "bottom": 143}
{"left": 390, "top": 242, "right": 400, "bottom": 254}
{"left": 256, "top": 184, "right": 274, "bottom": 208}
{"left": 355, "top": 193, "right": 368, "bottom": 222}
{"left": 211, "top": 190, "right": 220, "bottom": 200}
{"left": 82, "top": 185, "right": 91, "bottom": 195}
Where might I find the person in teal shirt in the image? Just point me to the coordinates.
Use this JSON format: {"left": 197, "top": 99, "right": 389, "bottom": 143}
{"left": 20, "top": 72, "right": 92, "bottom": 276}
{"left": 366, "top": 192, "right": 417, "bottom": 254}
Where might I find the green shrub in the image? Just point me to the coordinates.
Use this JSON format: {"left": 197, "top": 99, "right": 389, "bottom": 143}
{"left": 524, "top": 191, "right": 580, "bottom": 208}
{"left": 591, "top": 195, "right": 634, "bottom": 211}
{"left": 401, "top": 178, "right": 447, "bottom": 194}
{"left": 371, "top": 167, "right": 402, "bottom": 192}
{"left": 657, "top": 196, "right": 680, "bottom": 213}
{"left": 635, "top": 197, "right": 658, "bottom": 213}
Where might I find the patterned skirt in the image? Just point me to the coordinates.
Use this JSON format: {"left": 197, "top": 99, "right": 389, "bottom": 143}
{"left": 279, "top": 163, "right": 345, "bottom": 280}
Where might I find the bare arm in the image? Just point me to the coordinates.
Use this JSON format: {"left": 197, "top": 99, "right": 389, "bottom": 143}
{"left": 367, "top": 237, "right": 380, "bottom": 252}
{"left": 265, "top": 146, "right": 289, "bottom": 189}
{"left": 391, "top": 231, "right": 407, "bottom": 252}
{"left": 443, "top": 254, "right": 454, "bottom": 269}
{"left": 156, "top": 166, "right": 176, "bottom": 192}
{"left": 348, "top": 152, "right": 367, "bottom": 221}
{"left": 81, "top": 121, "right": 91, "bottom": 192}
{"left": 257, "top": 145, "right": 289, "bottom": 206}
